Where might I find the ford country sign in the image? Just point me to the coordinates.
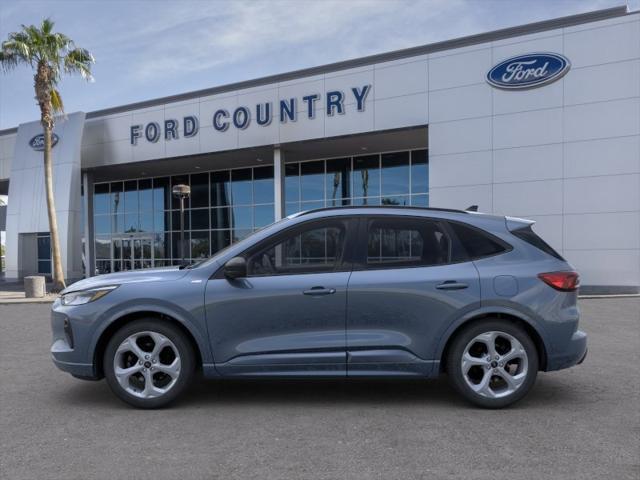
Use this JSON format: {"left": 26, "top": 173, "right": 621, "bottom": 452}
{"left": 487, "top": 53, "right": 570, "bottom": 90}
{"left": 29, "top": 133, "right": 59, "bottom": 151}
{"left": 130, "top": 84, "right": 372, "bottom": 145}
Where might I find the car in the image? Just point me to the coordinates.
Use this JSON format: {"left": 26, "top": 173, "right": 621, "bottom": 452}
{"left": 51, "top": 206, "right": 587, "bottom": 409}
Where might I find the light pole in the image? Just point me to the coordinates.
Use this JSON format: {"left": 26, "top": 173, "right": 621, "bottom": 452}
{"left": 172, "top": 184, "right": 191, "bottom": 265}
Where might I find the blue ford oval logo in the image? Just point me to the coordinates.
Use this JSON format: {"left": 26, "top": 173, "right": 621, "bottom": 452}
{"left": 29, "top": 133, "right": 59, "bottom": 151}
{"left": 487, "top": 53, "right": 570, "bottom": 90}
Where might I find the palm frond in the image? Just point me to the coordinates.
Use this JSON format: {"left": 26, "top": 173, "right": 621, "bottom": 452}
{"left": 50, "top": 88, "right": 64, "bottom": 114}
{"left": 41, "top": 18, "right": 55, "bottom": 35}
{"left": 2, "top": 36, "right": 32, "bottom": 62}
{"left": 64, "top": 47, "right": 94, "bottom": 81}
{"left": 0, "top": 50, "right": 19, "bottom": 70}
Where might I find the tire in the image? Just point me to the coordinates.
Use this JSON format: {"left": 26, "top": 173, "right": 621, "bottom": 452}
{"left": 446, "top": 319, "right": 538, "bottom": 409}
{"left": 103, "top": 319, "right": 195, "bottom": 409}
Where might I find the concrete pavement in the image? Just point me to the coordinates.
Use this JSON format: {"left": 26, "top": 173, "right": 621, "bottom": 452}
{"left": 0, "top": 298, "right": 638, "bottom": 479}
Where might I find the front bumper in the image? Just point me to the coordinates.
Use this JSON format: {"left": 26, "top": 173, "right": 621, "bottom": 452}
{"left": 50, "top": 302, "right": 99, "bottom": 380}
{"left": 51, "top": 351, "right": 96, "bottom": 379}
{"left": 545, "top": 330, "right": 588, "bottom": 371}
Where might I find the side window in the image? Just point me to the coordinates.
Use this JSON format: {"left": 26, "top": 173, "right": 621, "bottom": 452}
{"left": 247, "top": 221, "right": 347, "bottom": 276}
{"left": 448, "top": 221, "right": 508, "bottom": 260}
{"left": 366, "top": 218, "right": 451, "bottom": 268}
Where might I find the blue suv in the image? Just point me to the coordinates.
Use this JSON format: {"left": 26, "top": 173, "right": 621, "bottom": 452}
{"left": 51, "top": 207, "right": 587, "bottom": 408}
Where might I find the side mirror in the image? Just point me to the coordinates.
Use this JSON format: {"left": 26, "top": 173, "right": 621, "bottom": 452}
{"left": 224, "top": 256, "right": 247, "bottom": 279}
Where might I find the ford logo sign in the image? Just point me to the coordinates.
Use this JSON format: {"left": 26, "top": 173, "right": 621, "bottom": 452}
{"left": 487, "top": 53, "right": 570, "bottom": 90}
{"left": 29, "top": 133, "right": 59, "bottom": 151}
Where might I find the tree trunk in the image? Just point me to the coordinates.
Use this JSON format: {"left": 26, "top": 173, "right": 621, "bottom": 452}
{"left": 35, "top": 63, "right": 65, "bottom": 291}
{"left": 43, "top": 123, "right": 66, "bottom": 291}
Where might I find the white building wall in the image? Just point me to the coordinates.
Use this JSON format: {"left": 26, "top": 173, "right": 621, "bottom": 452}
{"left": 80, "top": 58, "right": 429, "bottom": 169}
{"left": 428, "top": 13, "right": 640, "bottom": 289}
{"left": 0, "top": 133, "right": 16, "bottom": 181}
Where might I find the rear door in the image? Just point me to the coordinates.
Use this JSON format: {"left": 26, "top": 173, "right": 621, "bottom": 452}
{"left": 346, "top": 215, "right": 481, "bottom": 376}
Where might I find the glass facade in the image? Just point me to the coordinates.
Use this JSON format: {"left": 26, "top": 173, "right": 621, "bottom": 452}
{"left": 285, "top": 149, "right": 429, "bottom": 215}
{"left": 93, "top": 166, "right": 275, "bottom": 274}
{"left": 92, "top": 149, "right": 428, "bottom": 274}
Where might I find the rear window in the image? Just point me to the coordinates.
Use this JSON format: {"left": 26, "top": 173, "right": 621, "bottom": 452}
{"left": 511, "top": 226, "right": 564, "bottom": 261}
{"left": 366, "top": 217, "right": 451, "bottom": 268}
{"left": 448, "top": 222, "right": 509, "bottom": 260}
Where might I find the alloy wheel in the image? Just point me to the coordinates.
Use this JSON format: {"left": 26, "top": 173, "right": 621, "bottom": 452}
{"left": 113, "top": 331, "right": 181, "bottom": 399}
{"left": 461, "top": 330, "right": 529, "bottom": 399}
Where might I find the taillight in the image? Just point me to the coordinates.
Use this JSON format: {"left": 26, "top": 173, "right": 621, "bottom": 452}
{"left": 538, "top": 271, "right": 580, "bottom": 291}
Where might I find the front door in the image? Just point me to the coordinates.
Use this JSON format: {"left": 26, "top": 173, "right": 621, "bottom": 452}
{"left": 205, "top": 217, "right": 356, "bottom": 376}
{"left": 113, "top": 236, "right": 153, "bottom": 271}
{"left": 346, "top": 216, "right": 481, "bottom": 376}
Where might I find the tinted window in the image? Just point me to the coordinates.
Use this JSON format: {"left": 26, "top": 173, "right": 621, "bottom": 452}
{"left": 190, "top": 173, "right": 209, "bottom": 208}
{"left": 253, "top": 166, "right": 274, "bottom": 204}
{"left": 448, "top": 222, "right": 507, "bottom": 260}
{"left": 366, "top": 218, "right": 450, "bottom": 268}
{"left": 300, "top": 161, "right": 325, "bottom": 201}
{"left": 352, "top": 155, "right": 380, "bottom": 200}
{"left": 512, "top": 226, "right": 564, "bottom": 260}
{"left": 248, "top": 221, "right": 347, "bottom": 276}
{"left": 326, "top": 158, "right": 351, "bottom": 206}
{"left": 210, "top": 171, "right": 231, "bottom": 208}
{"left": 381, "top": 151, "right": 410, "bottom": 197}
{"left": 231, "top": 169, "right": 252, "bottom": 205}
{"left": 94, "top": 183, "right": 110, "bottom": 215}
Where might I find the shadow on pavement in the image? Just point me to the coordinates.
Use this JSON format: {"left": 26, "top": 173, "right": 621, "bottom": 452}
{"left": 55, "top": 373, "right": 583, "bottom": 410}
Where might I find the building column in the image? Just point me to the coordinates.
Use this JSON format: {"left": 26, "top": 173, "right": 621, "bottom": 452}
{"left": 82, "top": 172, "right": 95, "bottom": 277}
{"left": 274, "top": 146, "right": 286, "bottom": 221}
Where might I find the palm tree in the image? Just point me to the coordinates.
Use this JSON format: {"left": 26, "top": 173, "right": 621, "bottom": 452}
{"left": 0, "top": 19, "right": 94, "bottom": 291}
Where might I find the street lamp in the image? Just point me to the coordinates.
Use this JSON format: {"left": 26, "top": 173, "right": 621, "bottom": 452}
{"left": 172, "top": 184, "right": 191, "bottom": 265}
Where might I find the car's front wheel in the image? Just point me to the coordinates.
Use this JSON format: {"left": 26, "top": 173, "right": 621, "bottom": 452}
{"left": 103, "top": 319, "right": 195, "bottom": 408}
{"left": 447, "top": 320, "right": 538, "bottom": 408}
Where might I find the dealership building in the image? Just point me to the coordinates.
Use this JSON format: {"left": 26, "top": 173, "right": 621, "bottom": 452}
{"left": 0, "top": 6, "right": 638, "bottom": 293}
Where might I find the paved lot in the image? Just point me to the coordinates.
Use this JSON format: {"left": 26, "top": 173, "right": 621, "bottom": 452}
{"left": 1, "top": 298, "right": 638, "bottom": 480}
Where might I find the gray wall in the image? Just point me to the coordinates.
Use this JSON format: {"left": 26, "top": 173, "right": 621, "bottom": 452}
{"left": 4, "top": 113, "right": 85, "bottom": 280}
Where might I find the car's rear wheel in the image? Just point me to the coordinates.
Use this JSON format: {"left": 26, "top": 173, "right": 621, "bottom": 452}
{"left": 447, "top": 319, "right": 538, "bottom": 408}
{"left": 103, "top": 319, "right": 195, "bottom": 408}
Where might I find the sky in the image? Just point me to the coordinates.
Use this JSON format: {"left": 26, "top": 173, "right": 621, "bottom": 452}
{"left": 0, "top": 0, "right": 636, "bottom": 130}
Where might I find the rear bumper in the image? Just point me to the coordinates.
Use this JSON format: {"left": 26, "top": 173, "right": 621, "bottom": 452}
{"left": 545, "top": 330, "right": 588, "bottom": 371}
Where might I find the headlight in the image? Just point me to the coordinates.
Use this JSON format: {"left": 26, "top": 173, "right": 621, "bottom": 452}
{"left": 61, "top": 286, "right": 118, "bottom": 306}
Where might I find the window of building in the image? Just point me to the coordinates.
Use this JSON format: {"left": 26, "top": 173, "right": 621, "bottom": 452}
{"left": 352, "top": 154, "right": 380, "bottom": 203}
{"left": 93, "top": 164, "right": 275, "bottom": 273}
{"left": 326, "top": 158, "right": 351, "bottom": 207}
{"left": 284, "top": 149, "right": 428, "bottom": 212}
{"left": 366, "top": 217, "right": 450, "bottom": 268}
{"left": 37, "top": 232, "right": 51, "bottom": 275}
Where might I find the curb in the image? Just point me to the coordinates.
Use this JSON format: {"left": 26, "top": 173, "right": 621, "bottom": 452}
{"left": 578, "top": 294, "right": 640, "bottom": 299}
{"left": 0, "top": 296, "right": 58, "bottom": 305}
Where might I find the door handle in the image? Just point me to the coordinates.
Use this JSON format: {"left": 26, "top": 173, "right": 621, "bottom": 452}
{"left": 303, "top": 286, "right": 336, "bottom": 296}
{"left": 436, "top": 281, "right": 468, "bottom": 290}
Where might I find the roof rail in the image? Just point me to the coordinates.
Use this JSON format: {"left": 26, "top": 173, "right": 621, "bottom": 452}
{"left": 296, "top": 205, "right": 468, "bottom": 216}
